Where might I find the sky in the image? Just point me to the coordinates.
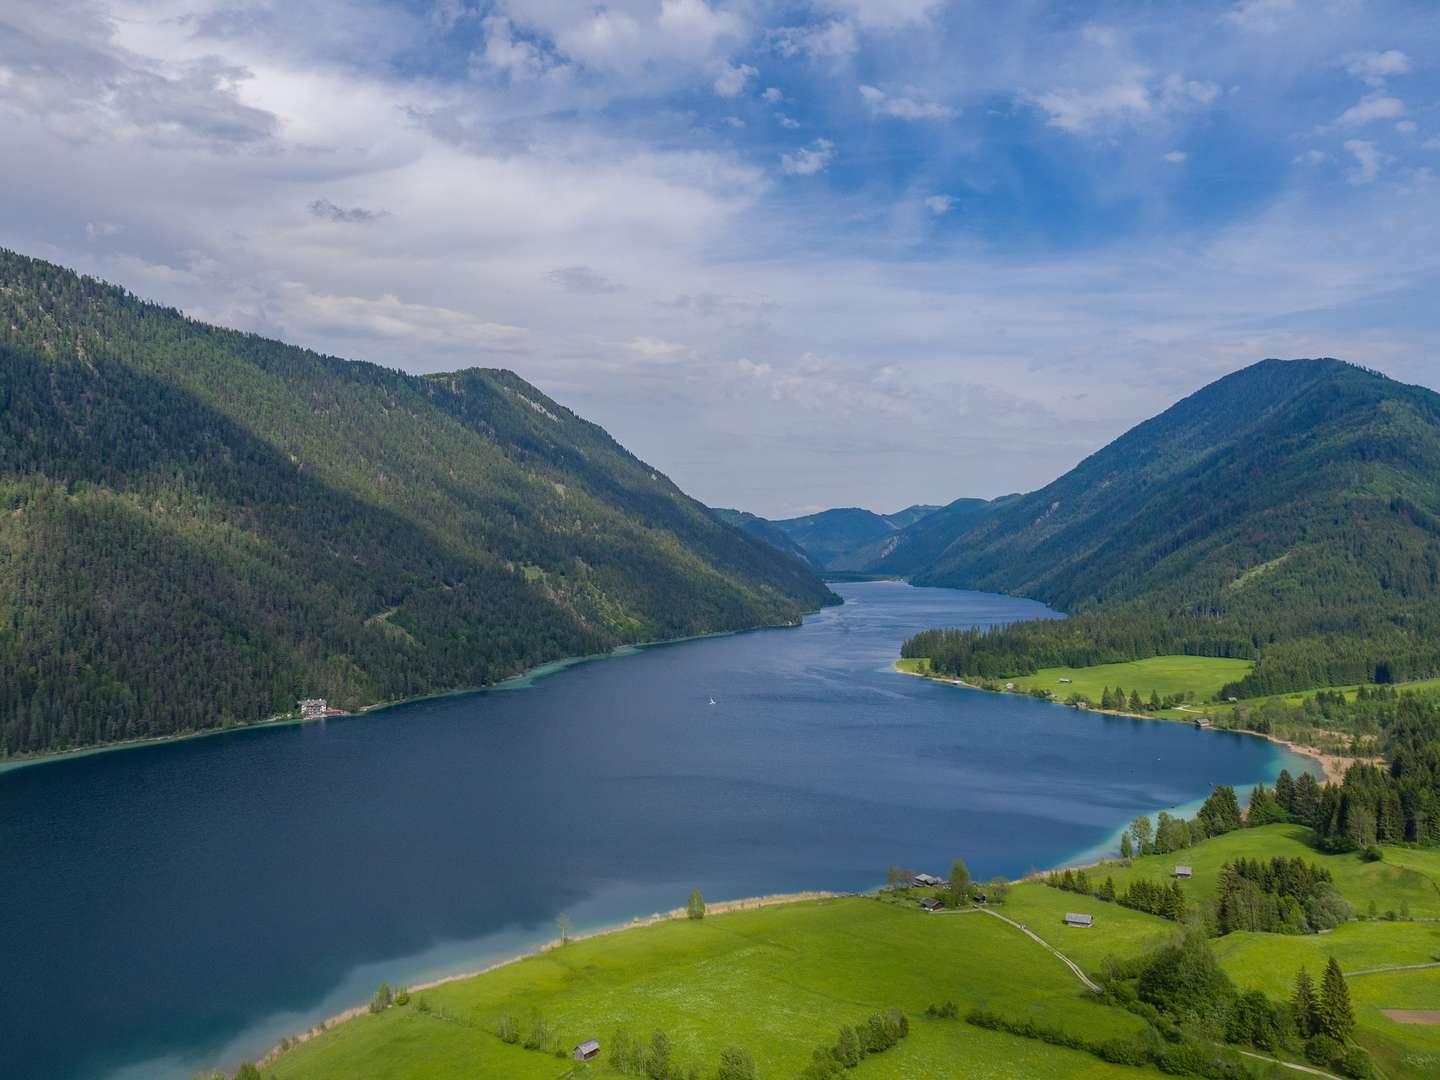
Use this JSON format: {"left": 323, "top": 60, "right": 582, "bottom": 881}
{"left": 2, "top": 1, "right": 1439, "bottom": 518}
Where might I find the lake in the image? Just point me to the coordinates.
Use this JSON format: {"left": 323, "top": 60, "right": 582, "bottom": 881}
{"left": 0, "top": 582, "right": 1315, "bottom": 1079}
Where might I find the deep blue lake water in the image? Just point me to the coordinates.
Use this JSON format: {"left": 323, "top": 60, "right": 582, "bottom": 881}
{"left": 1, "top": 582, "right": 1316, "bottom": 1079}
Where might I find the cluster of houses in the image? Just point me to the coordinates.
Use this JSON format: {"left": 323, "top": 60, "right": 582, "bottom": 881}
{"left": 299, "top": 698, "right": 329, "bottom": 721}
{"left": 907, "top": 872, "right": 991, "bottom": 913}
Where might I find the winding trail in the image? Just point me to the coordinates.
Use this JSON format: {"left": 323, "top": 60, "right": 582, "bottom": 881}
{"left": 1344, "top": 960, "right": 1440, "bottom": 977}
{"left": 971, "top": 906, "right": 1102, "bottom": 993}
{"left": 959, "top": 905, "right": 1346, "bottom": 1080}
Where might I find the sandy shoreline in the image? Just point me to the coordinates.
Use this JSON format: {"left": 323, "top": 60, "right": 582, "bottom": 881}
{"left": 894, "top": 663, "right": 1353, "bottom": 783}
{"left": 256, "top": 891, "right": 842, "bottom": 1067}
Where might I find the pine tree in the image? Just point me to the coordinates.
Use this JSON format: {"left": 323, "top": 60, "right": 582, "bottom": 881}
{"left": 1274, "top": 768, "right": 1295, "bottom": 814}
{"left": 1128, "top": 689, "right": 1143, "bottom": 711}
{"left": 1291, "top": 967, "right": 1318, "bottom": 1038}
{"left": 1319, "top": 957, "right": 1355, "bottom": 1041}
{"left": 1148, "top": 689, "right": 1161, "bottom": 710}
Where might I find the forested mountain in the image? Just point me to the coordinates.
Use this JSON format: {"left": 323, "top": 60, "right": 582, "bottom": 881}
{"left": 901, "top": 359, "right": 1440, "bottom": 698}
{"left": 0, "top": 249, "right": 836, "bottom": 755}
{"left": 769, "top": 504, "right": 941, "bottom": 570}
{"left": 861, "top": 495, "right": 1011, "bottom": 577}
{"left": 708, "top": 507, "right": 821, "bottom": 570}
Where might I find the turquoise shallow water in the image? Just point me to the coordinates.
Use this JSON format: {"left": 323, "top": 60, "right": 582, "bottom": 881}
{"left": 0, "top": 582, "right": 1313, "bottom": 1078}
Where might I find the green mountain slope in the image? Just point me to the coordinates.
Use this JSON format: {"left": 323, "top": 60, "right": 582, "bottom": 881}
{"left": 904, "top": 359, "right": 1440, "bottom": 696}
{"left": 0, "top": 249, "right": 836, "bottom": 755}
{"left": 770, "top": 504, "right": 941, "bottom": 570}
{"left": 708, "top": 508, "right": 821, "bottom": 570}
{"left": 862, "top": 495, "right": 1011, "bottom": 576}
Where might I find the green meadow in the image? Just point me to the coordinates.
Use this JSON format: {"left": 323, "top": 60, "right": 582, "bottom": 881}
{"left": 897, "top": 655, "right": 1255, "bottom": 714}
{"left": 265, "top": 821, "right": 1440, "bottom": 1080}
{"left": 1005, "top": 656, "right": 1255, "bottom": 707}
{"left": 1216, "top": 923, "right": 1440, "bottom": 1079}
{"left": 269, "top": 896, "right": 1166, "bottom": 1080}
{"left": 1083, "top": 823, "right": 1440, "bottom": 919}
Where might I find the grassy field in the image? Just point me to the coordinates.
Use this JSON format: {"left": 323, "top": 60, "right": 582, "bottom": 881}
{"left": 1216, "top": 922, "right": 1440, "bottom": 1079}
{"left": 1005, "top": 656, "right": 1255, "bottom": 706}
{"left": 1076, "top": 824, "right": 1440, "bottom": 919}
{"left": 998, "top": 883, "right": 1174, "bottom": 973}
{"left": 269, "top": 896, "right": 1166, "bottom": 1080}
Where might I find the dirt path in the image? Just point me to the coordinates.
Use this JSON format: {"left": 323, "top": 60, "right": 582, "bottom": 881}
{"left": 971, "top": 907, "right": 1102, "bottom": 993}
{"left": 961, "top": 906, "right": 1346, "bottom": 1080}
{"left": 1236, "top": 1049, "right": 1343, "bottom": 1079}
{"left": 1344, "top": 960, "right": 1440, "bottom": 977}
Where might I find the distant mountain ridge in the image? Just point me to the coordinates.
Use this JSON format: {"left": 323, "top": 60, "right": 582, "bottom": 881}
{"left": 900, "top": 359, "right": 1440, "bottom": 697}
{"left": 0, "top": 248, "right": 836, "bottom": 755}
{"left": 767, "top": 504, "right": 943, "bottom": 570}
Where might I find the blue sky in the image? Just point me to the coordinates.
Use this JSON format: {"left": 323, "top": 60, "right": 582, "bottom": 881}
{"left": 2, "top": 0, "right": 1438, "bottom": 516}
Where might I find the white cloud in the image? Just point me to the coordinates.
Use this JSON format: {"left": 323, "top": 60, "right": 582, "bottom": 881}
{"left": 780, "top": 138, "right": 836, "bottom": 176}
{"left": 816, "top": 0, "right": 944, "bottom": 30}
{"left": 1396, "top": 120, "right": 1417, "bottom": 135}
{"left": 712, "top": 60, "right": 757, "bottom": 98}
{"left": 924, "top": 194, "right": 955, "bottom": 214}
{"left": 1343, "top": 139, "right": 1384, "bottom": 184}
{"left": 859, "top": 84, "right": 955, "bottom": 120}
{"left": 721, "top": 115, "right": 746, "bottom": 128}
{"left": 1346, "top": 50, "right": 1410, "bottom": 87}
{"left": 474, "top": 15, "right": 557, "bottom": 81}
{"left": 761, "top": 87, "right": 783, "bottom": 104}
{"left": 776, "top": 114, "right": 800, "bottom": 129}
{"left": 1293, "top": 149, "right": 1327, "bottom": 165}
{"left": 628, "top": 335, "right": 693, "bottom": 360}
{"left": 85, "top": 220, "right": 122, "bottom": 240}
{"left": 1163, "top": 150, "right": 1187, "bottom": 163}
{"left": 1334, "top": 94, "right": 1405, "bottom": 127}
{"left": 281, "top": 284, "right": 528, "bottom": 350}
{"left": 768, "top": 21, "right": 858, "bottom": 59}
{"left": 1031, "top": 70, "right": 1218, "bottom": 135}
{"left": 1223, "top": 0, "right": 1296, "bottom": 34}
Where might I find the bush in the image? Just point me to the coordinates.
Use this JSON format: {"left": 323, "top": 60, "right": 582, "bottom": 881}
{"left": 1305, "top": 1034, "right": 1342, "bottom": 1066}
{"left": 496, "top": 1015, "right": 519, "bottom": 1044}
{"left": 393, "top": 986, "right": 410, "bottom": 1006}
{"left": 368, "top": 982, "right": 392, "bottom": 1014}
{"left": 1095, "top": 1039, "right": 1148, "bottom": 1066}
{"left": 1359, "top": 845, "right": 1383, "bottom": 862}
{"left": 415, "top": 995, "right": 431, "bottom": 1014}
{"left": 715, "top": 1046, "right": 757, "bottom": 1080}
{"left": 1336, "top": 1047, "right": 1374, "bottom": 1079}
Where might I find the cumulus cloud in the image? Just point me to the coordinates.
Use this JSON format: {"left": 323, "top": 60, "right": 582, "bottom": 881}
{"left": 816, "top": 0, "right": 944, "bottom": 30}
{"left": 761, "top": 87, "right": 783, "bottom": 103}
{"left": 924, "top": 194, "right": 955, "bottom": 214}
{"left": 768, "top": 21, "right": 858, "bottom": 59}
{"left": 858, "top": 84, "right": 955, "bottom": 120}
{"left": 1163, "top": 150, "right": 1187, "bottom": 163}
{"left": 85, "top": 220, "right": 122, "bottom": 240}
{"left": 1030, "top": 71, "right": 1218, "bottom": 135}
{"left": 712, "top": 60, "right": 757, "bottom": 97}
{"left": 473, "top": 15, "right": 558, "bottom": 81}
{"left": 1223, "top": 0, "right": 1296, "bottom": 33}
{"left": 1346, "top": 50, "right": 1410, "bottom": 86}
{"left": 1334, "top": 94, "right": 1405, "bottom": 127}
{"left": 776, "top": 113, "right": 800, "bottom": 128}
{"left": 780, "top": 138, "right": 836, "bottom": 175}
{"left": 1344, "top": 139, "right": 1384, "bottom": 184}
